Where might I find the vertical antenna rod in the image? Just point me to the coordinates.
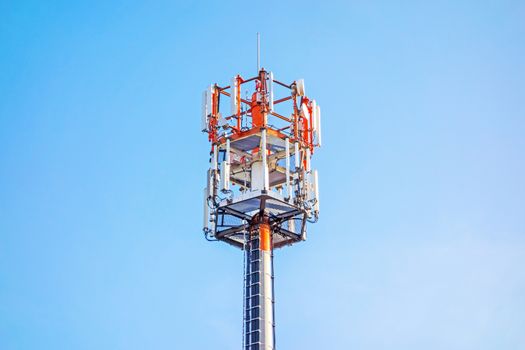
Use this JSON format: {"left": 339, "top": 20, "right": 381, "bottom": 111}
{"left": 257, "top": 32, "right": 260, "bottom": 72}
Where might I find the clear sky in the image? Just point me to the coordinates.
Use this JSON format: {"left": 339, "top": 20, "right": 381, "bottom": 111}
{"left": 1, "top": 1, "right": 524, "bottom": 349}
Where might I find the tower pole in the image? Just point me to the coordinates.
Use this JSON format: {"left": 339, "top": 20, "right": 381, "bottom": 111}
{"left": 244, "top": 216, "right": 275, "bottom": 350}
{"left": 260, "top": 220, "right": 275, "bottom": 350}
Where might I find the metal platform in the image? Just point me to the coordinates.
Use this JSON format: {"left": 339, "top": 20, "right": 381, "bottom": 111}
{"left": 214, "top": 190, "right": 307, "bottom": 249}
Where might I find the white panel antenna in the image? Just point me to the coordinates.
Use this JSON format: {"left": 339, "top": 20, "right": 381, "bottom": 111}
{"left": 206, "top": 169, "right": 214, "bottom": 198}
{"left": 207, "top": 85, "right": 214, "bottom": 115}
{"left": 268, "top": 72, "right": 274, "bottom": 112}
{"left": 316, "top": 105, "right": 322, "bottom": 147}
{"left": 301, "top": 103, "right": 310, "bottom": 121}
{"left": 225, "top": 138, "right": 231, "bottom": 163}
{"left": 285, "top": 138, "right": 290, "bottom": 200}
{"left": 203, "top": 188, "right": 209, "bottom": 229}
{"left": 230, "top": 77, "right": 238, "bottom": 116}
{"left": 313, "top": 169, "right": 319, "bottom": 213}
{"left": 220, "top": 162, "right": 230, "bottom": 191}
{"left": 212, "top": 146, "right": 218, "bottom": 171}
{"left": 305, "top": 148, "right": 311, "bottom": 172}
{"left": 261, "top": 129, "right": 269, "bottom": 190}
{"left": 221, "top": 139, "right": 231, "bottom": 192}
{"left": 311, "top": 100, "right": 318, "bottom": 132}
{"left": 296, "top": 79, "right": 306, "bottom": 96}
{"left": 294, "top": 142, "right": 300, "bottom": 169}
{"left": 313, "top": 169, "right": 319, "bottom": 212}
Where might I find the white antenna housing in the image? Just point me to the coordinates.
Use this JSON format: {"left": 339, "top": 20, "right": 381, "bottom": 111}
{"left": 261, "top": 128, "right": 269, "bottom": 190}
{"left": 220, "top": 162, "right": 230, "bottom": 191}
{"left": 296, "top": 79, "right": 306, "bottom": 96}
{"left": 221, "top": 139, "right": 231, "bottom": 192}
{"left": 294, "top": 142, "right": 300, "bottom": 169}
{"left": 311, "top": 100, "right": 318, "bottom": 132}
{"left": 316, "top": 105, "right": 322, "bottom": 147}
{"left": 211, "top": 146, "right": 218, "bottom": 171}
{"left": 313, "top": 169, "right": 319, "bottom": 212}
{"left": 203, "top": 188, "right": 209, "bottom": 229}
{"left": 301, "top": 103, "right": 310, "bottom": 121}
{"left": 206, "top": 169, "right": 214, "bottom": 199}
{"left": 305, "top": 148, "right": 311, "bottom": 172}
{"left": 207, "top": 85, "right": 214, "bottom": 115}
{"left": 285, "top": 137, "right": 290, "bottom": 200}
{"left": 268, "top": 72, "right": 274, "bottom": 112}
{"left": 230, "top": 77, "right": 238, "bottom": 116}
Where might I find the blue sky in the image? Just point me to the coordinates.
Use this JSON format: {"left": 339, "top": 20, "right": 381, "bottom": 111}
{"left": 1, "top": 1, "right": 524, "bottom": 349}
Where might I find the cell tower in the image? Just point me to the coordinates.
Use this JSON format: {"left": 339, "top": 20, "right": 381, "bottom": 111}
{"left": 201, "top": 46, "right": 321, "bottom": 349}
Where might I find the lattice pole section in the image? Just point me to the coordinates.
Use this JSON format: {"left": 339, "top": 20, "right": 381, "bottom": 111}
{"left": 244, "top": 217, "right": 275, "bottom": 350}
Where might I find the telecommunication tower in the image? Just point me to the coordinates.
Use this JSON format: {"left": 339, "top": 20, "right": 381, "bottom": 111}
{"left": 201, "top": 47, "right": 322, "bottom": 349}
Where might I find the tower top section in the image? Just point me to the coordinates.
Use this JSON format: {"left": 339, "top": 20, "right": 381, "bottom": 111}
{"left": 202, "top": 69, "right": 321, "bottom": 150}
{"left": 202, "top": 69, "right": 322, "bottom": 249}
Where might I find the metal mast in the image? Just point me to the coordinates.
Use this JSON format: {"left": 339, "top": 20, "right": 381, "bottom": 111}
{"left": 202, "top": 66, "right": 322, "bottom": 350}
{"left": 244, "top": 215, "right": 274, "bottom": 349}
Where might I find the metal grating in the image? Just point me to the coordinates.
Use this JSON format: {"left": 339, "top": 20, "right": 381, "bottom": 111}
{"left": 214, "top": 192, "right": 307, "bottom": 249}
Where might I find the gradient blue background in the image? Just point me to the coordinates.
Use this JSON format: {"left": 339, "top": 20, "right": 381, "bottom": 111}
{"left": 1, "top": 1, "right": 524, "bottom": 349}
